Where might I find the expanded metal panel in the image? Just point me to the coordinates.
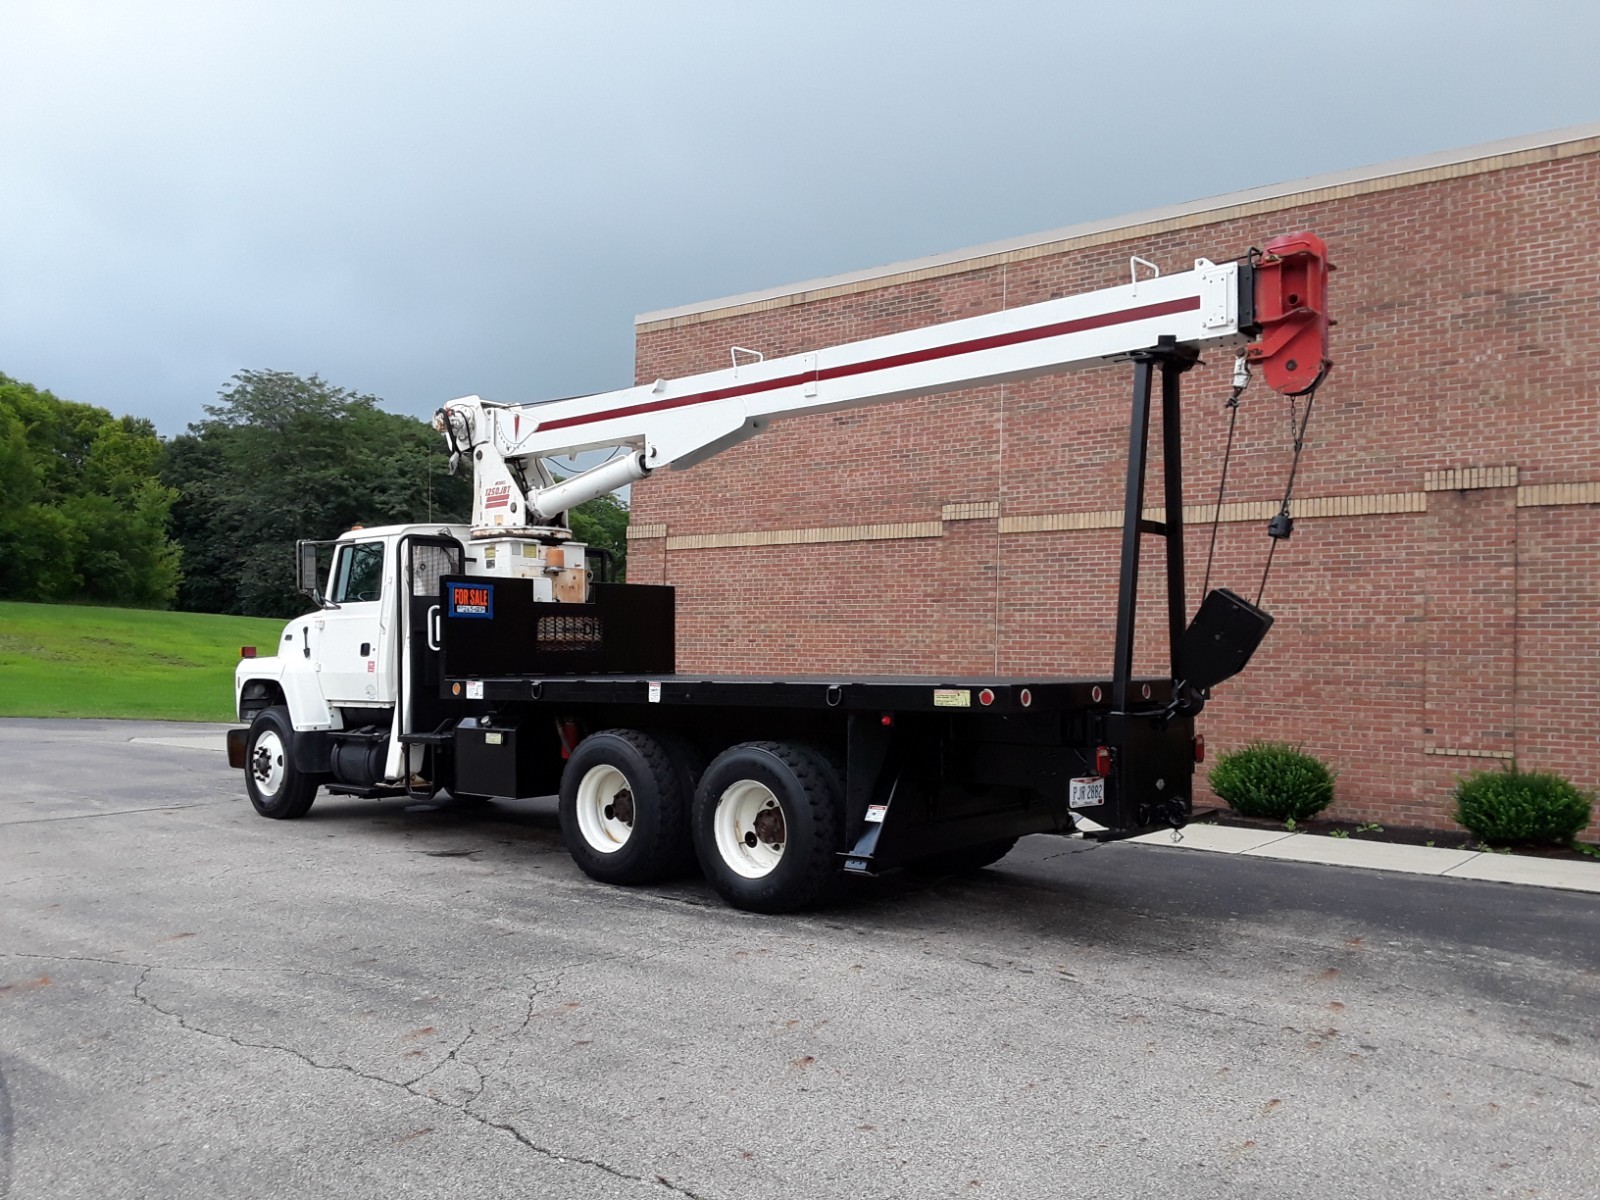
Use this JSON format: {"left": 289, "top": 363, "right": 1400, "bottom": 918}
{"left": 536, "top": 615, "right": 604, "bottom": 651}
{"left": 410, "top": 542, "right": 462, "bottom": 596}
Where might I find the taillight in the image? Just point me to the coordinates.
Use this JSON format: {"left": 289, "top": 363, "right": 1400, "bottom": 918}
{"left": 1095, "top": 745, "right": 1113, "bottom": 777}
{"left": 240, "top": 646, "right": 257, "bottom": 659}
{"left": 1193, "top": 735, "right": 1206, "bottom": 763}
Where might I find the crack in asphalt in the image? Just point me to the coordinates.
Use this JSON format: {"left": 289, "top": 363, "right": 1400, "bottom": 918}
{"left": 0, "top": 803, "right": 207, "bottom": 828}
{"left": 1164, "top": 998, "right": 1597, "bottom": 1096}
{"left": 403, "top": 1026, "right": 484, "bottom": 1101}
{"left": 128, "top": 965, "right": 712, "bottom": 1198}
{"left": 0, "top": 952, "right": 448, "bottom": 990}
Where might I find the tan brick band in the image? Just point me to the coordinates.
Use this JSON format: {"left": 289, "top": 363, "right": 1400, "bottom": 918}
{"left": 663, "top": 521, "right": 942, "bottom": 551}
{"left": 1000, "top": 490, "right": 1429, "bottom": 534}
{"left": 1517, "top": 481, "right": 1600, "bottom": 507}
{"left": 630, "top": 481, "right": 1598, "bottom": 549}
{"left": 1424, "top": 747, "right": 1516, "bottom": 761}
{"left": 1424, "top": 466, "right": 1519, "bottom": 491}
{"left": 941, "top": 501, "right": 1001, "bottom": 521}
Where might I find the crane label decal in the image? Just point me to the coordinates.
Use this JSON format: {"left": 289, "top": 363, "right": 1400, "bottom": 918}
{"left": 484, "top": 484, "right": 513, "bottom": 509}
{"left": 448, "top": 583, "right": 495, "bottom": 619}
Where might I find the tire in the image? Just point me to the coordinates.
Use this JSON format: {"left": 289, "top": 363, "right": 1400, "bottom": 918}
{"left": 558, "top": 730, "right": 694, "bottom": 886}
{"left": 244, "top": 706, "right": 319, "bottom": 820}
{"left": 692, "top": 741, "right": 842, "bottom": 914}
{"left": 906, "top": 837, "right": 1020, "bottom": 877}
{"left": 654, "top": 733, "right": 709, "bottom": 876}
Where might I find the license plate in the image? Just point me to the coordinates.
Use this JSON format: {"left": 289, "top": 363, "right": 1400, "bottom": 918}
{"left": 1069, "top": 777, "right": 1104, "bottom": 809}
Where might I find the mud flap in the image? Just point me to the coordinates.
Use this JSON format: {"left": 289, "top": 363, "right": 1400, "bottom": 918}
{"left": 226, "top": 727, "right": 248, "bottom": 770}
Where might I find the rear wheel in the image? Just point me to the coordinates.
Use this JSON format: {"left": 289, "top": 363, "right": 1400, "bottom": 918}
{"left": 693, "top": 741, "right": 842, "bottom": 913}
{"left": 244, "top": 706, "right": 319, "bottom": 819}
{"left": 558, "top": 730, "right": 693, "bottom": 885}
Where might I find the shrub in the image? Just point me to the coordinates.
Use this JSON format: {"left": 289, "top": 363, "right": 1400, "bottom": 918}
{"left": 1453, "top": 768, "right": 1593, "bottom": 846}
{"left": 1208, "top": 741, "right": 1335, "bottom": 822}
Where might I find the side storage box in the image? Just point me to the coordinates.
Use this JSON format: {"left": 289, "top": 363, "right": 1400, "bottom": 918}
{"left": 453, "top": 717, "right": 550, "bottom": 799}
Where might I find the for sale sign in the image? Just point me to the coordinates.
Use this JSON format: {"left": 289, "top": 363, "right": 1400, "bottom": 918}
{"left": 448, "top": 583, "right": 494, "bottom": 619}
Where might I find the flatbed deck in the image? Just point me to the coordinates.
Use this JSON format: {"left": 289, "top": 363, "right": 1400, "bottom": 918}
{"left": 448, "top": 672, "right": 1176, "bottom": 714}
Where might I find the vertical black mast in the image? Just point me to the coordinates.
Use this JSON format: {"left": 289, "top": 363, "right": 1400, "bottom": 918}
{"left": 1110, "top": 337, "right": 1198, "bottom": 713}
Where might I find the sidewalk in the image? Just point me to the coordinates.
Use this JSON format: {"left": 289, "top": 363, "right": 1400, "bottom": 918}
{"left": 1124, "top": 821, "right": 1600, "bottom": 895}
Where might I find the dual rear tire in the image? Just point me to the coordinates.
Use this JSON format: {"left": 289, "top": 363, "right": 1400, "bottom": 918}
{"left": 693, "top": 741, "right": 841, "bottom": 914}
{"left": 558, "top": 733, "right": 842, "bottom": 913}
{"left": 558, "top": 730, "right": 698, "bottom": 886}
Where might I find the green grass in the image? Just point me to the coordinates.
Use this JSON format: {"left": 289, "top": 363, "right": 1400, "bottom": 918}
{"left": 0, "top": 600, "right": 291, "bottom": 721}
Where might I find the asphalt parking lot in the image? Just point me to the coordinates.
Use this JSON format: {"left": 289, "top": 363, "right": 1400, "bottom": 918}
{"left": 2, "top": 718, "right": 1597, "bottom": 1199}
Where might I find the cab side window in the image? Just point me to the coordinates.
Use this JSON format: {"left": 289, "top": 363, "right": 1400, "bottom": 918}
{"left": 332, "top": 541, "right": 385, "bottom": 604}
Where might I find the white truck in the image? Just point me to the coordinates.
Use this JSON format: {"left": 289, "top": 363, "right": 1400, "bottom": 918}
{"left": 229, "top": 233, "right": 1332, "bottom": 912}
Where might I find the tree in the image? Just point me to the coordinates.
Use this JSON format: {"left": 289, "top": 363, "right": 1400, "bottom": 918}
{"left": 163, "top": 370, "right": 471, "bottom": 616}
{"left": 0, "top": 374, "right": 179, "bottom": 606}
{"left": 163, "top": 369, "right": 638, "bottom": 614}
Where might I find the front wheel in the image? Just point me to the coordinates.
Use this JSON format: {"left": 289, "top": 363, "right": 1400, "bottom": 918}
{"left": 244, "top": 706, "right": 319, "bottom": 819}
{"left": 692, "top": 742, "right": 842, "bottom": 913}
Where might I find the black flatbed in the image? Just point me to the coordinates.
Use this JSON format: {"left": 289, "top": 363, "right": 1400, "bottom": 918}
{"left": 449, "top": 672, "right": 1175, "bottom": 714}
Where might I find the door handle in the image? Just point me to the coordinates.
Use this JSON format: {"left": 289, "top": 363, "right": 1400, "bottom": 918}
{"left": 427, "top": 605, "right": 441, "bottom": 652}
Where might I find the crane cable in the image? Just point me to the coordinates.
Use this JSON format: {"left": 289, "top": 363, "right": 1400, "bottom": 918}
{"left": 1199, "top": 351, "right": 1324, "bottom": 608}
{"left": 1199, "top": 352, "right": 1251, "bottom": 600}
{"left": 1255, "top": 377, "right": 1321, "bottom": 606}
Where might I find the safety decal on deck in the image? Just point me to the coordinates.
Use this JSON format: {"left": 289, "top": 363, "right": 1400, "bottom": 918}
{"left": 932, "top": 689, "right": 971, "bottom": 708}
{"left": 448, "top": 583, "right": 494, "bottom": 619}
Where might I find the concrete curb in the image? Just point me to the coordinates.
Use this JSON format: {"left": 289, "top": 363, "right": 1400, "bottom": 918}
{"left": 1124, "top": 823, "right": 1600, "bottom": 895}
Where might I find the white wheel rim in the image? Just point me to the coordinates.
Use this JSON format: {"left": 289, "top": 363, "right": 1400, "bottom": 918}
{"left": 251, "top": 729, "right": 286, "bottom": 799}
{"left": 714, "top": 780, "right": 786, "bottom": 879}
{"left": 575, "top": 764, "right": 635, "bottom": 854}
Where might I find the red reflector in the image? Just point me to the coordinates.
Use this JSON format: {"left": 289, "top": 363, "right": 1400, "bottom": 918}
{"left": 880, "top": 714, "right": 894, "bottom": 727}
{"left": 240, "top": 646, "right": 256, "bottom": 659}
{"left": 978, "top": 688, "right": 995, "bottom": 707}
{"left": 1095, "top": 745, "right": 1113, "bottom": 777}
{"left": 556, "top": 719, "right": 580, "bottom": 761}
{"left": 1193, "top": 734, "right": 1206, "bottom": 763}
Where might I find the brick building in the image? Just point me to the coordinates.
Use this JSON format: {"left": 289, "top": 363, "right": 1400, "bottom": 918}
{"left": 625, "top": 124, "right": 1600, "bottom": 830}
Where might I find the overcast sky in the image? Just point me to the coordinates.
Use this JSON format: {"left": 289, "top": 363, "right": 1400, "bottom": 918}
{"left": 2, "top": 1, "right": 1596, "bottom": 435}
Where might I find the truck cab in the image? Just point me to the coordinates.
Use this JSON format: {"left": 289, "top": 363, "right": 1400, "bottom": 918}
{"left": 232, "top": 523, "right": 472, "bottom": 815}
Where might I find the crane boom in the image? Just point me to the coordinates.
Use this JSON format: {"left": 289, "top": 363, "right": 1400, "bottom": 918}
{"left": 436, "top": 234, "right": 1330, "bottom": 534}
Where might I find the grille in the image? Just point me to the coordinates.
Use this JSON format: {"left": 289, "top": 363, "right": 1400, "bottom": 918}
{"left": 536, "top": 615, "right": 604, "bottom": 651}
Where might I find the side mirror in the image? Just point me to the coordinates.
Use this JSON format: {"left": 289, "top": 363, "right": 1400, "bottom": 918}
{"left": 296, "top": 540, "right": 322, "bottom": 602}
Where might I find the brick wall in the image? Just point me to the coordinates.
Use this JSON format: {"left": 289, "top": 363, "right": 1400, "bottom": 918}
{"left": 628, "top": 135, "right": 1600, "bottom": 829}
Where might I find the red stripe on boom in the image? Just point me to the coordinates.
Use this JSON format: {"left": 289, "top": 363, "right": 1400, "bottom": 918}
{"left": 536, "top": 294, "right": 1201, "bottom": 434}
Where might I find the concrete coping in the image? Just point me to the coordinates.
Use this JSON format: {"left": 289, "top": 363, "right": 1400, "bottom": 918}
{"left": 1125, "top": 823, "right": 1600, "bottom": 895}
